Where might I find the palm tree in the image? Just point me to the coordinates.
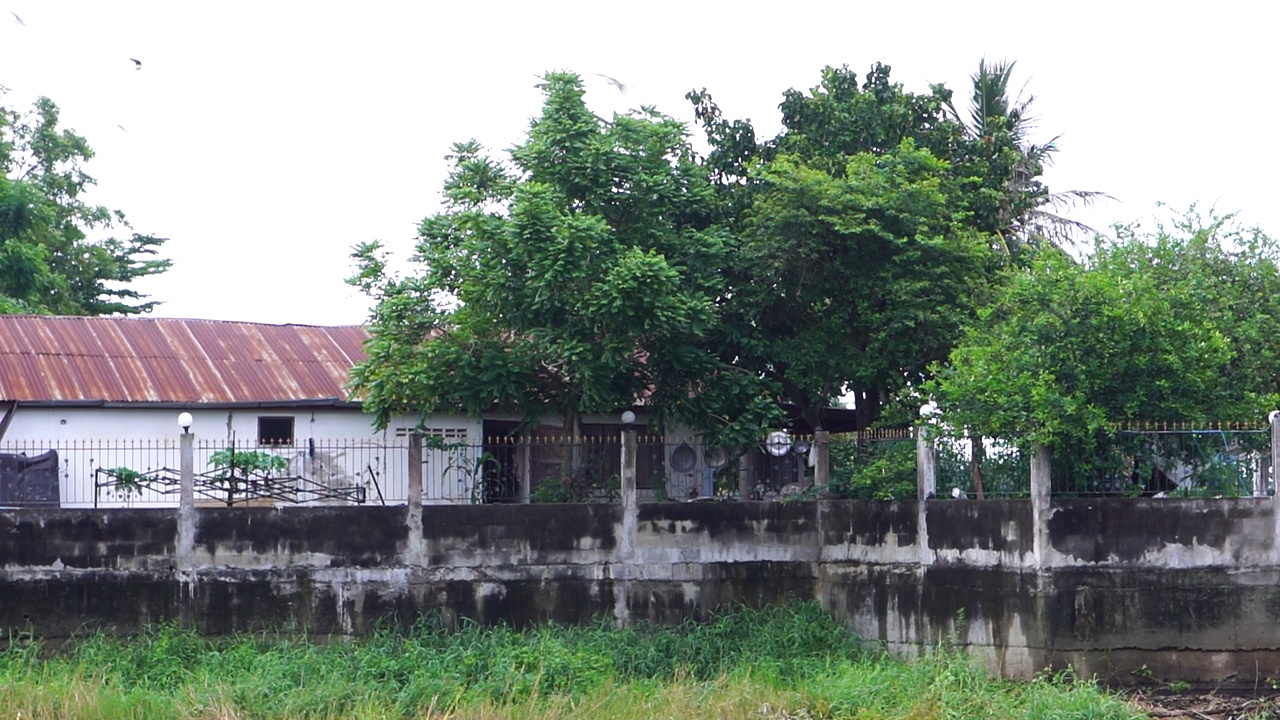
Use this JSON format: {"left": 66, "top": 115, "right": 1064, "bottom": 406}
{"left": 947, "top": 59, "right": 1111, "bottom": 256}
{"left": 945, "top": 60, "right": 1113, "bottom": 497}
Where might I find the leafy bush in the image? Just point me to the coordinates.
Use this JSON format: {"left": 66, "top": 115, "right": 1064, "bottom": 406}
{"left": 827, "top": 439, "right": 917, "bottom": 500}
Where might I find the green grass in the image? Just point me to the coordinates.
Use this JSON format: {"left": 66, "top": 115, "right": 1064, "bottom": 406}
{"left": 0, "top": 602, "right": 1145, "bottom": 719}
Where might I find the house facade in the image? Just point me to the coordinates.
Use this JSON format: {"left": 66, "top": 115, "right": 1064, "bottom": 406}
{"left": 0, "top": 315, "right": 480, "bottom": 508}
{"left": 0, "top": 315, "right": 814, "bottom": 509}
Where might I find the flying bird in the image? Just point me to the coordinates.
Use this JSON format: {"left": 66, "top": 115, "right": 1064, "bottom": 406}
{"left": 117, "top": 124, "right": 127, "bottom": 132}
{"left": 595, "top": 73, "right": 627, "bottom": 94}
{"left": 130, "top": 58, "right": 142, "bottom": 69}
{"left": 10, "top": 11, "right": 24, "bottom": 25}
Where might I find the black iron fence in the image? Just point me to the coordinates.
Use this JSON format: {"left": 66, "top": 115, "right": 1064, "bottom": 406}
{"left": 466, "top": 435, "right": 726, "bottom": 503}
{"left": 6, "top": 422, "right": 1265, "bottom": 508}
{"left": 824, "top": 429, "right": 917, "bottom": 501}
{"left": 935, "top": 436, "right": 1031, "bottom": 499}
{"left": 1048, "top": 422, "right": 1272, "bottom": 497}
{"left": 0, "top": 438, "right": 411, "bottom": 508}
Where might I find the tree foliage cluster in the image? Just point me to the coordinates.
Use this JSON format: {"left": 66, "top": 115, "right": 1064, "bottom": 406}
{"left": 929, "top": 209, "right": 1280, "bottom": 484}
{"left": 352, "top": 64, "right": 1044, "bottom": 440}
{"left": 350, "top": 61, "right": 1280, "bottom": 458}
{"left": 0, "top": 87, "right": 169, "bottom": 315}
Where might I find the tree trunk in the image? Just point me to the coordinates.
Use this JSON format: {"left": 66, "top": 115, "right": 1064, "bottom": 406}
{"left": 970, "top": 434, "right": 986, "bottom": 500}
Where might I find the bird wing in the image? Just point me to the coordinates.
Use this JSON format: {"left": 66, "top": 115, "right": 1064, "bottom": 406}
{"left": 594, "top": 73, "right": 627, "bottom": 93}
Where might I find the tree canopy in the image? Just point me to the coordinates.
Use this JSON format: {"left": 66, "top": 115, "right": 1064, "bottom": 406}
{"left": 689, "top": 64, "right": 1036, "bottom": 430}
{"left": 943, "top": 58, "right": 1110, "bottom": 257}
{"left": 349, "top": 73, "right": 770, "bottom": 437}
{"left": 0, "top": 88, "right": 170, "bottom": 315}
{"left": 928, "top": 209, "right": 1280, "bottom": 482}
{"left": 351, "top": 62, "right": 1094, "bottom": 441}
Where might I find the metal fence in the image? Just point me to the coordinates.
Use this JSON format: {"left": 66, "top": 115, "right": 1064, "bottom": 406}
{"left": 0, "top": 435, "right": 716, "bottom": 507}
{"left": 824, "top": 429, "right": 917, "bottom": 501}
{"left": 0, "top": 438, "right": 412, "bottom": 508}
{"left": 15, "top": 425, "right": 1258, "bottom": 507}
{"left": 935, "top": 435, "right": 1031, "bottom": 499}
{"left": 463, "top": 436, "right": 719, "bottom": 503}
{"left": 1049, "top": 423, "right": 1272, "bottom": 497}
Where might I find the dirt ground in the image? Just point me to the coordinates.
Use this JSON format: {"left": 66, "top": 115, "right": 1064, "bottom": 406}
{"left": 1125, "top": 689, "right": 1280, "bottom": 719}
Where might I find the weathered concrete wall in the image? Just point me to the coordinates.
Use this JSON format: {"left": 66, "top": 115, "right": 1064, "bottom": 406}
{"left": 3, "top": 497, "right": 1280, "bottom": 684}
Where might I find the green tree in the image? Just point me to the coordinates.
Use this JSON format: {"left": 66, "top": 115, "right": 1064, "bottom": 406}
{"left": 1108, "top": 208, "right": 1280, "bottom": 408}
{"left": 349, "top": 73, "right": 770, "bottom": 439}
{"left": 690, "top": 65, "right": 1008, "bottom": 431}
{"left": 927, "top": 208, "right": 1276, "bottom": 486}
{"left": 0, "top": 88, "right": 170, "bottom": 315}
{"left": 945, "top": 59, "right": 1110, "bottom": 256}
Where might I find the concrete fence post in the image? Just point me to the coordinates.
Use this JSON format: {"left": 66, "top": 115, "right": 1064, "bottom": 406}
{"left": 620, "top": 427, "right": 637, "bottom": 519}
{"left": 1270, "top": 414, "right": 1280, "bottom": 548}
{"left": 814, "top": 430, "right": 831, "bottom": 489}
{"left": 1267, "top": 412, "right": 1280, "bottom": 498}
{"left": 408, "top": 432, "right": 423, "bottom": 508}
{"left": 615, "top": 425, "right": 639, "bottom": 626}
{"left": 916, "top": 426, "right": 935, "bottom": 500}
{"left": 738, "top": 451, "right": 756, "bottom": 500}
{"left": 916, "top": 425, "right": 935, "bottom": 565}
{"left": 406, "top": 432, "right": 424, "bottom": 564}
{"left": 519, "top": 442, "right": 532, "bottom": 504}
{"left": 1030, "top": 443, "right": 1052, "bottom": 568}
{"left": 177, "top": 430, "right": 195, "bottom": 570}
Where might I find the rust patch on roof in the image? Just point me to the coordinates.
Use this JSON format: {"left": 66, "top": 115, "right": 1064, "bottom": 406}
{"left": 0, "top": 316, "right": 370, "bottom": 405}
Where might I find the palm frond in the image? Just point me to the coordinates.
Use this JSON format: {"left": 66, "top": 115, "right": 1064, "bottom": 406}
{"left": 1043, "top": 189, "right": 1116, "bottom": 211}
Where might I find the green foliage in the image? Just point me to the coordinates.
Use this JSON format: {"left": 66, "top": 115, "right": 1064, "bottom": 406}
{"left": 0, "top": 88, "right": 170, "bottom": 315}
{"left": 691, "top": 64, "right": 1015, "bottom": 430}
{"left": 930, "top": 208, "right": 1280, "bottom": 490}
{"left": 105, "top": 466, "right": 144, "bottom": 496}
{"left": 935, "top": 439, "right": 1031, "bottom": 498}
{"left": 827, "top": 438, "right": 917, "bottom": 500}
{"left": 350, "top": 73, "right": 761, "bottom": 441}
{"left": 208, "top": 448, "right": 289, "bottom": 477}
{"left": 352, "top": 61, "right": 1088, "bottom": 443}
{"left": 946, "top": 58, "right": 1110, "bottom": 257}
{"left": 529, "top": 449, "right": 620, "bottom": 504}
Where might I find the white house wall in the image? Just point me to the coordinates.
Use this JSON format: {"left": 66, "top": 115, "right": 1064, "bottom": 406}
{"left": 0, "top": 407, "right": 481, "bottom": 509}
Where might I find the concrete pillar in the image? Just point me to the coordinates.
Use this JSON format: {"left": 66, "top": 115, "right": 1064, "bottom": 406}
{"left": 177, "top": 429, "right": 194, "bottom": 570}
{"left": 620, "top": 427, "right": 637, "bottom": 517}
{"left": 519, "top": 441, "right": 532, "bottom": 504}
{"left": 916, "top": 425, "right": 934, "bottom": 565}
{"left": 1030, "top": 443, "right": 1052, "bottom": 568}
{"left": 406, "top": 432, "right": 424, "bottom": 564}
{"left": 1267, "top": 412, "right": 1280, "bottom": 498}
{"left": 916, "top": 426, "right": 935, "bottom": 500}
{"left": 408, "top": 432, "right": 423, "bottom": 508}
{"left": 738, "top": 450, "right": 756, "bottom": 500}
{"left": 814, "top": 430, "right": 830, "bottom": 488}
{"left": 1270, "top": 413, "right": 1280, "bottom": 549}
{"left": 615, "top": 426, "right": 639, "bottom": 626}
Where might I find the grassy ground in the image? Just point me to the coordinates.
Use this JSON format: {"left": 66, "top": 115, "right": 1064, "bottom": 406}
{"left": 0, "top": 602, "right": 1145, "bottom": 719}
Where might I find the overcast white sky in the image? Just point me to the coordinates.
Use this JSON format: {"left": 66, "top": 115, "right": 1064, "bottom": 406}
{"left": 1, "top": 2, "right": 1274, "bottom": 326}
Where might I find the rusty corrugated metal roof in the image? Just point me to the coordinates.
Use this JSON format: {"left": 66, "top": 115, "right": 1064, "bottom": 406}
{"left": 0, "top": 315, "right": 371, "bottom": 405}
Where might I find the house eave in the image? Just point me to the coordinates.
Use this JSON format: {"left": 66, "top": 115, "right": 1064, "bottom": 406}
{"left": 9, "top": 398, "right": 365, "bottom": 410}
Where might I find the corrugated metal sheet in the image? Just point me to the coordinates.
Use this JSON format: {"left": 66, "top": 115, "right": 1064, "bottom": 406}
{"left": 0, "top": 315, "right": 371, "bottom": 405}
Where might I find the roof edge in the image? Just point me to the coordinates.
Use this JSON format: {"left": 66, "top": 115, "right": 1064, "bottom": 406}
{"left": 14, "top": 398, "right": 364, "bottom": 410}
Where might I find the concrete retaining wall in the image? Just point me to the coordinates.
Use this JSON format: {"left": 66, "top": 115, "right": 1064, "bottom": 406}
{"left": 3, "top": 497, "right": 1279, "bottom": 684}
